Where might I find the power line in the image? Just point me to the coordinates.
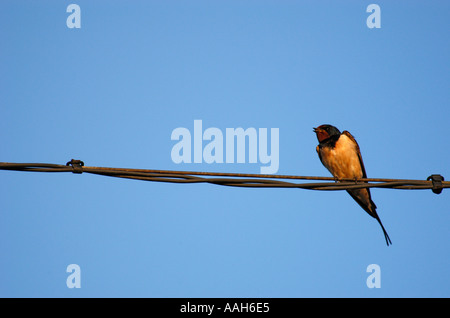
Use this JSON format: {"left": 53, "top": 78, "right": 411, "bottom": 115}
{"left": 0, "top": 159, "right": 447, "bottom": 194}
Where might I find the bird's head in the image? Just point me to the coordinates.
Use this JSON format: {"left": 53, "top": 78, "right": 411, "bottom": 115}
{"left": 313, "top": 124, "right": 341, "bottom": 143}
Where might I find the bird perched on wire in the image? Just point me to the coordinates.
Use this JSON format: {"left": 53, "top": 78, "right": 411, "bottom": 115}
{"left": 313, "top": 124, "right": 392, "bottom": 246}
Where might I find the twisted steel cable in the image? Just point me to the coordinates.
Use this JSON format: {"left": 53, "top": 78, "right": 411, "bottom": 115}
{"left": 0, "top": 160, "right": 447, "bottom": 194}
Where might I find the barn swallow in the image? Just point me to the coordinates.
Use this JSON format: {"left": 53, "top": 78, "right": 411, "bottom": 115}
{"left": 313, "top": 124, "right": 392, "bottom": 246}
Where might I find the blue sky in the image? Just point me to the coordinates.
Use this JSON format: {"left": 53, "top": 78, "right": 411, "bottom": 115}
{"left": 1, "top": 1, "right": 449, "bottom": 297}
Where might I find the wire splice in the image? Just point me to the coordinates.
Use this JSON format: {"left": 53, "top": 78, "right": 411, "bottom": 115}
{"left": 66, "top": 159, "right": 84, "bottom": 174}
{"left": 427, "top": 174, "right": 445, "bottom": 194}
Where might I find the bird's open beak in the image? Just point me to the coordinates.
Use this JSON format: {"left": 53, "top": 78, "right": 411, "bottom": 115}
{"left": 313, "top": 127, "right": 319, "bottom": 133}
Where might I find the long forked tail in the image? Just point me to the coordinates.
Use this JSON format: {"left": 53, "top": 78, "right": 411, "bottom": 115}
{"left": 346, "top": 189, "right": 392, "bottom": 246}
{"left": 375, "top": 215, "right": 392, "bottom": 246}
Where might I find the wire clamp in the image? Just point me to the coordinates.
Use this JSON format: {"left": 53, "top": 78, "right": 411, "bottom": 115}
{"left": 66, "top": 159, "right": 84, "bottom": 174}
{"left": 427, "top": 174, "right": 444, "bottom": 194}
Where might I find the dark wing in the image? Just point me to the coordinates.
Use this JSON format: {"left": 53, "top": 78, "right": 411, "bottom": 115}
{"left": 342, "top": 131, "right": 367, "bottom": 179}
{"left": 326, "top": 132, "right": 391, "bottom": 246}
{"left": 342, "top": 130, "right": 377, "bottom": 210}
{"left": 346, "top": 188, "right": 377, "bottom": 213}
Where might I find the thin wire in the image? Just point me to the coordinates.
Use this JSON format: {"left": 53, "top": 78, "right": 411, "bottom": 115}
{"left": 0, "top": 161, "right": 447, "bottom": 193}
